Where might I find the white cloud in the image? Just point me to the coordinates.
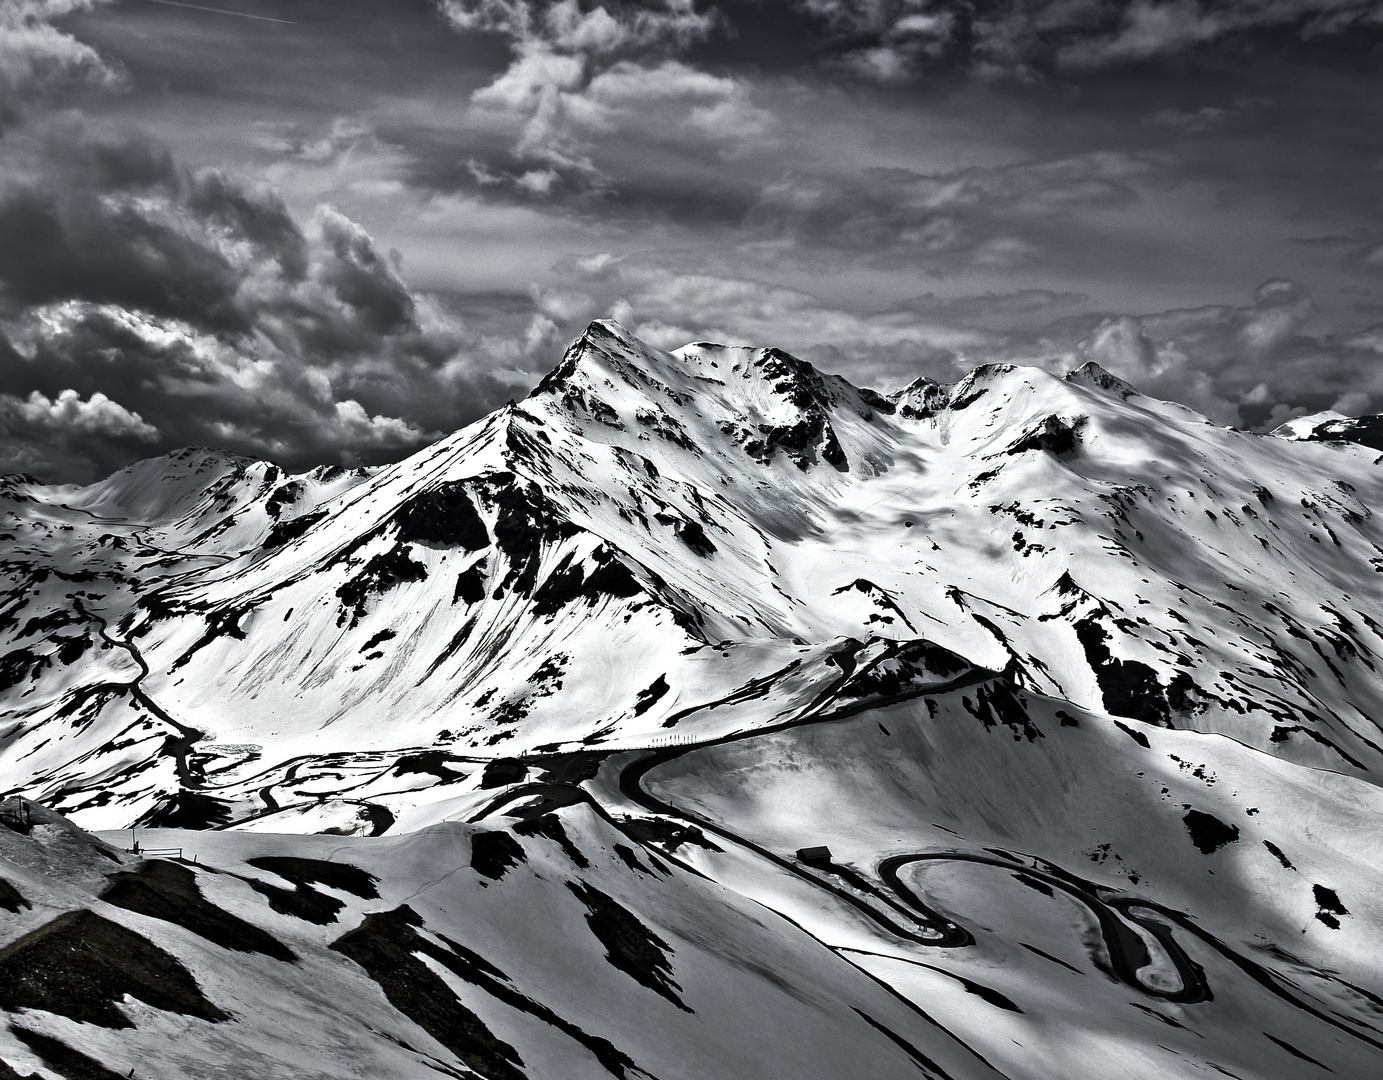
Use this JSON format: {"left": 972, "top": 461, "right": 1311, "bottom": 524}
{"left": 0, "top": 387, "right": 159, "bottom": 440}
{"left": 438, "top": 0, "right": 716, "bottom": 54}
{"left": 0, "top": 0, "right": 121, "bottom": 121}
{"left": 516, "top": 167, "right": 560, "bottom": 194}
{"left": 471, "top": 45, "right": 586, "bottom": 115}
{"left": 452, "top": 1, "right": 765, "bottom": 181}
{"left": 329, "top": 398, "right": 433, "bottom": 447}
{"left": 470, "top": 52, "right": 775, "bottom": 177}
{"left": 0, "top": 124, "right": 557, "bottom": 478}
{"left": 1332, "top": 390, "right": 1373, "bottom": 415}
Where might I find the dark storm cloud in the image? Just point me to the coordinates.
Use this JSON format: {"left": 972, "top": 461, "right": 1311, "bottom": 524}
{"left": 440, "top": 0, "right": 1383, "bottom": 79}
{"left": 0, "top": 118, "right": 532, "bottom": 481}
{"left": 790, "top": 1, "right": 1383, "bottom": 79}
{"left": 0, "top": 124, "right": 305, "bottom": 330}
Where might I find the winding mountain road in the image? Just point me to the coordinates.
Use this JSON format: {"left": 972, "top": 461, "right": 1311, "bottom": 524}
{"left": 460, "top": 642, "right": 1383, "bottom": 1059}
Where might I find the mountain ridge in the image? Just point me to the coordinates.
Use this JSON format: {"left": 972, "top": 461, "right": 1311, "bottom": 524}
{"left": 6, "top": 321, "right": 1383, "bottom": 833}
{"left": 6, "top": 322, "right": 1383, "bottom": 1078}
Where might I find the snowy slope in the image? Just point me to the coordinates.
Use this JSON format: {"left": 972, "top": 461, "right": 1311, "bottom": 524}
{"left": 2, "top": 800, "right": 1002, "bottom": 1080}
{"left": 8, "top": 321, "right": 1383, "bottom": 830}
{"left": 1272, "top": 409, "right": 1383, "bottom": 452}
{"left": 4, "top": 322, "right": 1383, "bottom": 1077}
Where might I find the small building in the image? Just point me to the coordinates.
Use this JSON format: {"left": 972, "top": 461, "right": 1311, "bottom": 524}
{"left": 796, "top": 845, "right": 832, "bottom": 864}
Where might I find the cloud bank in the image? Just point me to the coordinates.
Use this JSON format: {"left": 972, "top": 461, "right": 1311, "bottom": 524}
{"left": 1, "top": 0, "right": 1381, "bottom": 481}
{"left": 0, "top": 116, "right": 539, "bottom": 481}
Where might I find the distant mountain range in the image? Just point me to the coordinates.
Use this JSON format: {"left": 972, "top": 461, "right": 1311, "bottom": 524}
{"left": 3, "top": 323, "right": 1383, "bottom": 1078}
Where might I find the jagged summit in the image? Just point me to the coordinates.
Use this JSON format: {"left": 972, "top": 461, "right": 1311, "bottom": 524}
{"left": 526, "top": 319, "right": 872, "bottom": 473}
{"left": 1065, "top": 360, "right": 1139, "bottom": 398}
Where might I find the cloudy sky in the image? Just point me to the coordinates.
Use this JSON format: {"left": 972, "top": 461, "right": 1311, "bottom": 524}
{"left": 2, "top": 0, "right": 1382, "bottom": 480}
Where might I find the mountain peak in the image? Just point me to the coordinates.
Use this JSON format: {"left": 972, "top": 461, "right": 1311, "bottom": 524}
{"left": 1272, "top": 410, "right": 1383, "bottom": 451}
{"left": 1064, "top": 361, "right": 1139, "bottom": 398}
{"left": 521, "top": 324, "right": 866, "bottom": 473}
{"left": 1269, "top": 409, "right": 1348, "bottom": 440}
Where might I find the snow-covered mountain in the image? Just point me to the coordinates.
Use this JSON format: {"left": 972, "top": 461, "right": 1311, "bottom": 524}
{"left": 4, "top": 322, "right": 1383, "bottom": 1078}
{"left": 1272, "top": 408, "right": 1383, "bottom": 452}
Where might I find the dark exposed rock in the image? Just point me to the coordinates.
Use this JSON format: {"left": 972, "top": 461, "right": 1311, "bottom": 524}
{"left": 528, "top": 750, "right": 608, "bottom": 784}
{"left": 1313, "top": 884, "right": 1349, "bottom": 929}
{"left": 336, "top": 543, "right": 428, "bottom": 628}
{"left": 1183, "top": 809, "right": 1239, "bottom": 854}
{"left": 1263, "top": 1032, "right": 1332, "bottom": 1070}
{"left": 136, "top": 791, "right": 234, "bottom": 830}
{"left": 1073, "top": 617, "right": 1171, "bottom": 726}
{"left": 480, "top": 758, "right": 528, "bottom": 788}
{"left": 566, "top": 881, "right": 692, "bottom": 1012}
{"left": 1264, "top": 840, "right": 1295, "bottom": 869}
{"left": 654, "top": 514, "right": 717, "bottom": 557}
{"left": 1065, "top": 361, "right": 1138, "bottom": 398}
{"left": 0, "top": 877, "right": 29, "bottom": 913}
{"left": 101, "top": 859, "right": 296, "bottom": 962}
{"left": 263, "top": 480, "right": 304, "bottom": 519}
{"left": 618, "top": 818, "right": 723, "bottom": 854}
{"left": 1007, "top": 414, "right": 1085, "bottom": 456}
{"left": 840, "top": 639, "right": 968, "bottom": 701}
{"left": 246, "top": 856, "right": 379, "bottom": 899}
{"left": 961, "top": 681, "right": 1044, "bottom": 741}
{"left": 241, "top": 872, "right": 345, "bottom": 925}
{"left": 8, "top": 1027, "right": 124, "bottom": 1080}
{"left": 514, "top": 814, "right": 590, "bottom": 868}
{"left": 1113, "top": 720, "right": 1150, "bottom": 748}
{"left": 394, "top": 482, "right": 489, "bottom": 549}
{"left": 0, "top": 909, "right": 229, "bottom": 1028}
{"left": 454, "top": 559, "right": 487, "bottom": 604}
{"left": 0, "top": 648, "right": 46, "bottom": 693}
{"left": 358, "top": 628, "right": 396, "bottom": 653}
{"left": 168, "top": 605, "right": 252, "bottom": 672}
{"left": 747, "top": 412, "right": 847, "bottom": 471}
{"left": 753, "top": 347, "right": 830, "bottom": 409}
{"left": 331, "top": 905, "right": 526, "bottom": 1080}
{"left": 394, "top": 751, "right": 466, "bottom": 783}
{"left": 427, "top": 923, "right": 641, "bottom": 1079}
{"left": 632, "top": 675, "right": 670, "bottom": 716}
{"left": 1299, "top": 414, "right": 1383, "bottom": 452}
{"left": 1269, "top": 724, "right": 1366, "bottom": 768}
{"left": 891, "top": 377, "right": 946, "bottom": 420}
{"left": 471, "top": 831, "right": 526, "bottom": 880}
{"left": 852, "top": 1008, "right": 951, "bottom": 1077}
{"left": 532, "top": 546, "right": 642, "bottom": 617}
{"left": 262, "top": 509, "right": 326, "bottom": 550}
{"left": 856, "top": 387, "right": 897, "bottom": 415}
{"left": 476, "top": 473, "right": 580, "bottom": 598}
